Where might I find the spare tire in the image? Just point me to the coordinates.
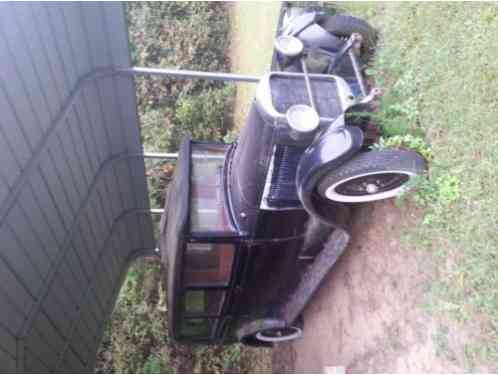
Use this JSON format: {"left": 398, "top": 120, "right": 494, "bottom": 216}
{"left": 317, "top": 14, "right": 377, "bottom": 60}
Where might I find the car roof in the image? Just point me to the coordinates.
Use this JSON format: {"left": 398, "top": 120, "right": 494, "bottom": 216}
{"left": 160, "top": 137, "right": 191, "bottom": 338}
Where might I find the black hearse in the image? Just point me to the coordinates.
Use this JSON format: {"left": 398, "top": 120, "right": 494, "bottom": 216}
{"left": 160, "top": 10, "right": 426, "bottom": 346}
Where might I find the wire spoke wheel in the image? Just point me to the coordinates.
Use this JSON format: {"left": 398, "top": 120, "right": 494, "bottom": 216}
{"left": 317, "top": 150, "right": 427, "bottom": 203}
{"left": 334, "top": 172, "right": 410, "bottom": 196}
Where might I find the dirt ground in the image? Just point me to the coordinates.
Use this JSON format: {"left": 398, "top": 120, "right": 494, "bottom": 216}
{"left": 272, "top": 200, "right": 486, "bottom": 373}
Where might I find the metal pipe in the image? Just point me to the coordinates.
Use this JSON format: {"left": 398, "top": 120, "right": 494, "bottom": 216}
{"left": 327, "top": 37, "right": 355, "bottom": 74}
{"left": 124, "top": 66, "right": 344, "bottom": 83}
{"left": 119, "top": 67, "right": 260, "bottom": 83}
{"left": 348, "top": 49, "right": 367, "bottom": 97}
{"left": 143, "top": 152, "right": 178, "bottom": 160}
{"left": 142, "top": 152, "right": 224, "bottom": 161}
{"left": 131, "top": 208, "right": 164, "bottom": 215}
{"left": 300, "top": 58, "right": 317, "bottom": 111}
{"left": 192, "top": 153, "right": 225, "bottom": 160}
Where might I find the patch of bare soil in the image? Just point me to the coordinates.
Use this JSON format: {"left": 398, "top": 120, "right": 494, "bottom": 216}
{"left": 273, "top": 200, "right": 481, "bottom": 373}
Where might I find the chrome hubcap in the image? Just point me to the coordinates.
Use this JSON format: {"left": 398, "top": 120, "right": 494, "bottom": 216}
{"left": 366, "top": 183, "right": 379, "bottom": 194}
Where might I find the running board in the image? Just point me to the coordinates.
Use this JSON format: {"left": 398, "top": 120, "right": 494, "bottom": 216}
{"left": 279, "top": 229, "right": 350, "bottom": 325}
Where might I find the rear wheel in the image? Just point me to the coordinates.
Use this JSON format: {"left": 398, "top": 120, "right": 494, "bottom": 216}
{"left": 238, "top": 317, "right": 304, "bottom": 346}
{"left": 255, "top": 326, "right": 303, "bottom": 343}
{"left": 317, "top": 149, "right": 426, "bottom": 203}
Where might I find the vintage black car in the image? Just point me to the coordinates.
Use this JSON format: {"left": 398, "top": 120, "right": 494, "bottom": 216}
{"left": 160, "top": 10, "right": 426, "bottom": 346}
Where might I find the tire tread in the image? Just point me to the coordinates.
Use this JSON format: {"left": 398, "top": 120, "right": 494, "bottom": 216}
{"left": 317, "top": 149, "right": 427, "bottom": 200}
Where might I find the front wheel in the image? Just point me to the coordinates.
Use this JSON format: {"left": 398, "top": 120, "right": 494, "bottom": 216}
{"left": 317, "top": 149, "right": 427, "bottom": 203}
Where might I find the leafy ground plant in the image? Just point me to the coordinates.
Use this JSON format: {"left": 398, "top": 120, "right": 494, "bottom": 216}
{"left": 128, "top": 2, "right": 234, "bottom": 211}
{"left": 374, "top": 134, "right": 432, "bottom": 161}
{"left": 95, "top": 259, "right": 257, "bottom": 373}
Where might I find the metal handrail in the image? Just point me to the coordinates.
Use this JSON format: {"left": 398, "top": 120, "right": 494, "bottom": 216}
{"left": 119, "top": 66, "right": 260, "bottom": 83}
{"left": 142, "top": 152, "right": 179, "bottom": 160}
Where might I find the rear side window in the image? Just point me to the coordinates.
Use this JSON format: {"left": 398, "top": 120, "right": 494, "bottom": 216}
{"left": 179, "top": 242, "right": 235, "bottom": 340}
{"left": 190, "top": 144, "right": 234, "bottom": 232}
{"left": 179, "top": 318, "right": 215, "bottom": 338}
{"left": 183, "top": 243, "right": 235, "bottom": 286}
{"left": 183, "top": 290, "right": 226, "bottom": 315}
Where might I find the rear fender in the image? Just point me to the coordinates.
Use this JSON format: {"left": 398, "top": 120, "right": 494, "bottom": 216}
{"left": 296, "top": 122, "right": 363, "bottom": 225}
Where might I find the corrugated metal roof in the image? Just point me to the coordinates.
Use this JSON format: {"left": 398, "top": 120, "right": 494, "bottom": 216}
{"left": 0, "top": 2, "right": 154, "bottom": 372}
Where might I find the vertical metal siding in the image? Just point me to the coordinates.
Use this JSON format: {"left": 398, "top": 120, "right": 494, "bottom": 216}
{"left": 0, "top": 2, "right": 154, "bottom": 372}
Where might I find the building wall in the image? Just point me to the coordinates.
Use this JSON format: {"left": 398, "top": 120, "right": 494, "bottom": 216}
{"left": 0, "top": 2, "right": 154, "bottom": 372}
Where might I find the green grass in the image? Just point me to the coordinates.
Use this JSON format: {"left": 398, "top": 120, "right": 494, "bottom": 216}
{"left": 96, "top": 260, "right": 257, "bottom": 373}
{"left": 95, "top": 260, "right": 174, "bottom": 373}
{"left": 230, "top": 2, "right": 281, "bottom": 128}
{"left": 336, "top": 2, "right": 498, "bottom": 368}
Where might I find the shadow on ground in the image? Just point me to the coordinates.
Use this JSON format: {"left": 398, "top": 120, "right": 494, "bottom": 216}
{"left": 272, "top": 199, "right": 484, "bottom": 373}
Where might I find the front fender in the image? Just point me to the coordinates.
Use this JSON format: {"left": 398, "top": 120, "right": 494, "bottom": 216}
{"left": 296, "top": 124, "right": 363, "bottom": 225}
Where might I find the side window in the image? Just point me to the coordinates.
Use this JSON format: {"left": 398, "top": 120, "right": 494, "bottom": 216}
{"left": 179, "top": 243, "right": 235, "bottom": 340}
{"left": 190, "top": 144, "right": 234, "bottom": 232}
{"left": 183, "top": 290, "right": 225, "bottom": 315}
{"left": 183, "top": 243, "right": 235, "bottom": 285}
{"left": 179, "top": 318, "right": 214, "bottom": 338}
